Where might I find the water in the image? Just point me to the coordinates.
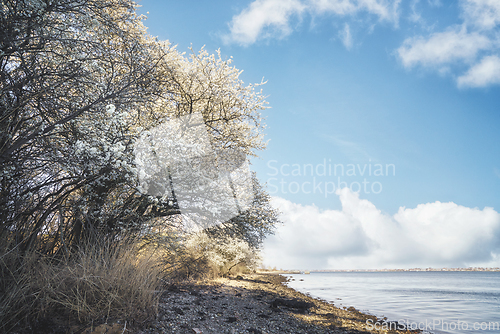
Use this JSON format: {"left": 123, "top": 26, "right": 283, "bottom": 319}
{"left": 285, "top": 271, "right": 500, "bottom": 334}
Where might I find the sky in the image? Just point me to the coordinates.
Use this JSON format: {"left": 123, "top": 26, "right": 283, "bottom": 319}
{"left": 137, "top": 0, "right": 500, "bottom": 270}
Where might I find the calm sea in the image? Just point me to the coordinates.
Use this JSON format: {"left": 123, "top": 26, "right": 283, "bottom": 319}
{"left": 285, "top": 271, "right": 500, "bottom": 334}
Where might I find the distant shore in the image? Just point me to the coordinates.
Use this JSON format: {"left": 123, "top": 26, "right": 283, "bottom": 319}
{"left": 262, "top": 267, "right": 500, "bottom": 274}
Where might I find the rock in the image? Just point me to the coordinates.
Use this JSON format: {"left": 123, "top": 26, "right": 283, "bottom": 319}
{"left": 270, "top": 298, "right": 313, "bottom": 310}
{"left": 172, "top": 306, "right": 185, "bottom": 315}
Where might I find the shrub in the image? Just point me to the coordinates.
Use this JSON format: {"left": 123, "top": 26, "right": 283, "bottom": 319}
{"left": 182, "top": 232, "right": 261, "bottom": 278}
{"left": 0, "top": 238, "right": 162, "bottom": 332}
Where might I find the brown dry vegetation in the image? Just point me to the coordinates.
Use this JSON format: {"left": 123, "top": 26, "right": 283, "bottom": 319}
{"left": 0, "top": 238, "right": 162, "bottom": 333}
{"left": 0, "top": 231, "right": 265, "bottom": 333}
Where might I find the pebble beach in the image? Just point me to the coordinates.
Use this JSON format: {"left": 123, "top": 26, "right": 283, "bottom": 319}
{"left": 101, "top": 273, "right": 420, "bottom": 334}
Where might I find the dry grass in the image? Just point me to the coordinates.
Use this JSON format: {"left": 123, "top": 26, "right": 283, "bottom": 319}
{"left": 0, "top": 238, "right": 163, "bottom": 333}
{"left": 0, "top": 230, "right": 262, "bottom": 333}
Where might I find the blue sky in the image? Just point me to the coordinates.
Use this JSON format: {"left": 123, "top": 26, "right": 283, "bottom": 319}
{"left": 138, "top": 0, "right": 500, "bottom": 269}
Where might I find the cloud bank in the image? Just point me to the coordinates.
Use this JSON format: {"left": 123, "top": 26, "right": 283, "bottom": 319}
{"left": 397, "top": 27, "right": 492, "bottom": 68}
{"left": 223, "top": 0, "right": 306, "bottom": 46}
{"left": 224, "top": 0, "right": 500, "bottom": 88}
{"left": 224, "top": 0, "right": 400, "bottom": 46}
{"left": 397, "top": 0, "right": 500, "bottom": 88}
{"left": 457, "top": 55, "right": 500, "bottom": 87}
{"left": 262, "top": 188, "right": 500, "bottom": 270}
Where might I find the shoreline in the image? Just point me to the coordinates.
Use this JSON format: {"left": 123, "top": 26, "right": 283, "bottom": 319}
{"left": 264, "top": 268, "right": 500, "bottom": 273}
{"left": 126, "top": 273, "right": 419, "bottom": 334}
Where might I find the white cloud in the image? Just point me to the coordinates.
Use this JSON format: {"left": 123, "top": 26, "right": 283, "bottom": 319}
{"left": 224, "top": 0, "right": 400, "bottom": 46}
{"left": 308, "top": 0, "right": 400, "bottom": 22}
{"left": 262, "top": 195, "right": 372, "bottom": 269}
{"left": 397, "top": 26, "right": 492, "bottom": 68}
{"left": 224, "top": 0, "right": 306, "bottom": 46}
{"left": 339, "top": 23, "right": 353, "bottom": 49}
{"left": 396, "top": 1, "right": 500, "bottom": 88}
{"left": 262, "top": 189, "right": 500, "bottom": 270}
{"left": 462, "top": 0, "right": 500, "bottom": 30}
{"left": 308, "top": 0, "right": 358, "bottom": 15}
{"left": 409, "top": 0, "right": 422, "bottom": 23}
{"left": 427, "top": 0, "right": 441, "bottom": 7}
{"left": 394, "top": 201, "right": 500, "bottom": 262}
{"left": 457, "top": 55, "right": 500, "bottom": 87}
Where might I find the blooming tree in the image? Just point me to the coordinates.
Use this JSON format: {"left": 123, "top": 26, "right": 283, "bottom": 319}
{"left": 0, "top": 0, "right": 175, "bottom": 253}
{"left": 0, "top": 0, "right": 277, "bottom": 259}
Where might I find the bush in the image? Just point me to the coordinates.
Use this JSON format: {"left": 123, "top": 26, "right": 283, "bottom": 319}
{"left": 180, "top": 232, "right": 261, "bottom": 279}
{"left": 0, "top": 238, "right": 162, "bottom": 332}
